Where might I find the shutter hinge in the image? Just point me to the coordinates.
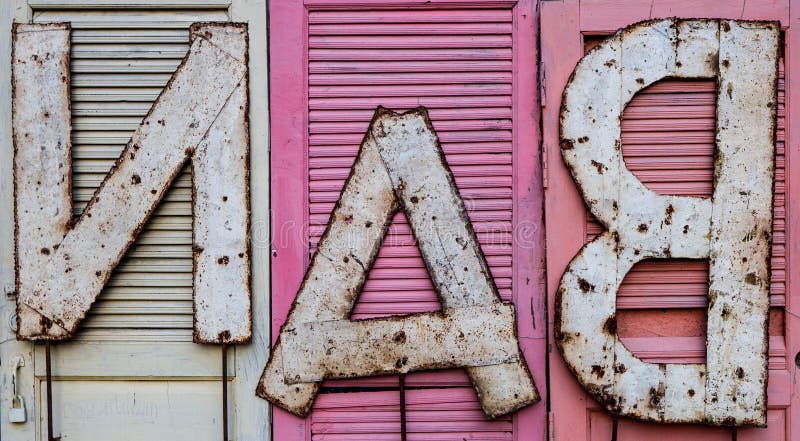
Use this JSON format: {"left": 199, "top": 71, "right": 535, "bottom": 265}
{"left": 539, "top": 62, "right": 547, "bottom": 107}
{"left": 548, "top": 411, "right": 555, "bottom": 441}
{"left": 542, "top": 144, "right": 549, "bottom": 189}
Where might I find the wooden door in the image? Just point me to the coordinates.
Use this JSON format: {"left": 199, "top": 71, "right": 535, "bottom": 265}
{"left": 542, "top": 1, "right": 799, "bottom": 440}
{"left": 0, "top": 1, "right": 269, "bottom": 440}
{"left": 269, "top": 0, "right": 546, "bottom": 439}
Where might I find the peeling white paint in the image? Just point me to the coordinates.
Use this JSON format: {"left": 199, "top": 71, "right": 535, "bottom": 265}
{"left": 557, "top": 19, "right": 778, "bottom": 426}
{"left": 258, "top": 107, "right": 538, "bottom": 419}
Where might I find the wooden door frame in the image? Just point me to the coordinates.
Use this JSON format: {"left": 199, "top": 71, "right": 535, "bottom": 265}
{"left": 541, "top": 1, "right": 798, "bottom": 439}
{"left": 268, "top": 0, "right": 545, "bottom": 439}
{"left": 0, "top": 1, "right": 270, "bottom": 440}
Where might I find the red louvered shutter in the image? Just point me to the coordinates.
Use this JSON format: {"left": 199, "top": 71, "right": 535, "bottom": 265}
{"left": 270, "top": 0, "right": 545, "bottom": 440}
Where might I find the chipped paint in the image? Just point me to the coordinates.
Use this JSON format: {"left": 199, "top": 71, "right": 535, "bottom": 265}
{"left": 556, "top": 19, "right": 778, "bottom": 426}
{"left": 257, "top": 107, "right": 538, "bottom": 418}
{"left": 13, "top": 23, "right": 252, "bottom": 343}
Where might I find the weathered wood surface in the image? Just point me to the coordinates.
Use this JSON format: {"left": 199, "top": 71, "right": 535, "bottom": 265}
{"left": 556, "top": 18, "right": 777, "bottom": 426}
{"left": 13, "top": 23, "right": 252, "bottom": 343}
{"left": 258, "top": 107, "right": 538, "bottom": 418}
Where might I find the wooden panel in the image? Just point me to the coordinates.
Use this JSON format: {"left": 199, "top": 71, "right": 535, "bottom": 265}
{"left": 44, "top": 380, "right": 225, "bottom": 439}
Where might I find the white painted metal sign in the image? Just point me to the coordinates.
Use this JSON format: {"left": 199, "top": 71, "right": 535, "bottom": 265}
{"left": 557, "top": 19, "right": 778, "bottom": 426}
{"left": 258, "top": 107, "right": 539, "bottom": 418}
{"left": 12, "top": 22, "right": 252, "bottom": 344}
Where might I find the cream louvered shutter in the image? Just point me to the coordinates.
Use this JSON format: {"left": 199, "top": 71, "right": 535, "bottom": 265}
{"left": 50, "top": 9, "right": 229, "bottom": 338}
{"left": 0, "top": 4, "right": 268, "bottom": 440}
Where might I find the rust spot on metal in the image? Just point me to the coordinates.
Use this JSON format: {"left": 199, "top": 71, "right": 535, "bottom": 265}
{"left": 259, "top": 106, "right": 538, "bottom": 418}
{"left": 556, "top": 18, "right": 777, "bottom": 427}
{"left": 217, "top": 256, "right": 229, "bottom": 265}
{"left": 648, "top": 384, "right": 665, "bottom": 409}
{"left": 603, "top": 316, "right": 617, "bottom": 334}
{"left": 14, "top": 23, "right": 252, "bottom": 344}
{"left": 578, "top": 278, "right": 595, "bottom": 293}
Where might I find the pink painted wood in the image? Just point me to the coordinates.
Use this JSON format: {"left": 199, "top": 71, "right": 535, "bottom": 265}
{"left": 270, "top": 0, "right": 545, "bottom": 439}
{"left": 543, "top": 1, "right": 797, "bottom": 440}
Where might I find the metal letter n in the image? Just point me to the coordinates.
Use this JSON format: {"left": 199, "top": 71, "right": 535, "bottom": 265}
{"left": 12, "top": 23, "right": 251, "bottom": 344}
{"left": 258, "top": 107, "right": 539, "bottom": 419}
{"left": 557, "top": 19, "right": 778, "bottom": 426}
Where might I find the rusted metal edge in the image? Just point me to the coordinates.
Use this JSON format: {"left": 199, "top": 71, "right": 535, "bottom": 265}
{"left": 256, "top": 107, "right": 403, "bottom": 416}
{"left": 258, "top": 106, "right": 538, "bottom": 419}
{"left": 12, "top": 22, "right": 73, "bottom": 340}
{"left": 13, "top": 22, "right": 250, "bottom": 341}
{"left": 378, "top": 107, "right": 540, "bottom": 418}
{"left": 280, "top": 304, "right": 521, "bottom": 383}
{"left": 189, "top": 22, "right": 252, "bottom": 345}
{"left": 555, "top": 18, "right": 778, "bottom": 427}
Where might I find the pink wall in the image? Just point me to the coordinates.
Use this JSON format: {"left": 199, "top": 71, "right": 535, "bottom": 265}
{"left": 543, "top": 1, "right": 797, "bottom": 440}
{"left": 271, "top": 0, "right": 799, "bottom": 439}
{"left": 269, "top": 0, "right": 544, "bottom": 439}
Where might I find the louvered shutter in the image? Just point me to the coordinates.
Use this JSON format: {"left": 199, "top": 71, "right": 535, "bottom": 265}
{"left": 36, "top": 7, "right": 229, "bottom": 340}
{"left": 0, "top": 4, "right": 268, "bottom": 439}
{"left": 270, "top": 1, "right": 545, "bottom": 439}
{"left": 543, "top": 3, "right": 797, "bottom": 439}
{"left": 592, "top": 52, "right": 789, "bottom": 438}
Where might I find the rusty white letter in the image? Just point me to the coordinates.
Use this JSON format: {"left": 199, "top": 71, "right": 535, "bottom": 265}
{"left": 13, "top": 23, "right": 252, "bottom": 344}
{"left": 557, "top": 19, "right": 778, "bottom": 426}
{"left": 258, "top": 107, "right": 538, "bottom": 418}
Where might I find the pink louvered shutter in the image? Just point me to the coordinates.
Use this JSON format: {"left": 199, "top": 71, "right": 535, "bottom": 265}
{"left": 270, "top": 1, "right": 545, "bottom": 440}
{"left": 543, "top": 2, "right": 798, "bottom": 440}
